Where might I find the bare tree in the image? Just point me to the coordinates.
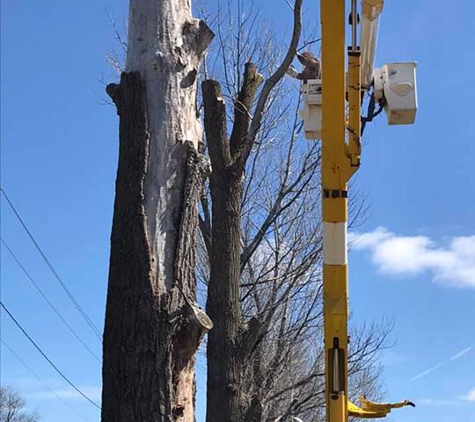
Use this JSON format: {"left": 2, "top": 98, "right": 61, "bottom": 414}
{"left": 198, "top": 2, "right": 385, "bottom": 422}
{"left": 102, "top": 1, "right": 214, "bottom": 421}
{"left": 0, "top": 387, "right": 39, "bottom": 422}
{"left": 200, "top": 1, "right": 305, "bottom": 420}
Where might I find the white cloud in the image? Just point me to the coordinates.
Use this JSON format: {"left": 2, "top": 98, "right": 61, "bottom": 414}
{"left": 31, "top": 386, "right": 101, "bottom": 401}
{"left": 350, "top": 227, "right": 475, "bottom": 288}
{"left": 461, "top": 387, "right": 475, "bottom": 402}
{"left": 410, "top": 363, "right": 442, "bottom": 382}
{"left": 450, "top": 346, "right": 472, "bottom": 361}
{"left": 410, "top": 345, "right": 472, "bottom": 382}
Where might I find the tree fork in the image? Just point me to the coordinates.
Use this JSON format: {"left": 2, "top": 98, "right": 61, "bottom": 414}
{"left": 202, "top": 63, "right": 264, "bottom": 422}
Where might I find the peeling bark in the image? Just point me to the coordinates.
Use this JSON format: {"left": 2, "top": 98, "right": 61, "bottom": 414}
{"left": 102, "top": 1, "right": 214, "bottom": 421}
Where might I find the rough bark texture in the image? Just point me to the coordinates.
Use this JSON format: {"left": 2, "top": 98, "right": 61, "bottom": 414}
{"left": 102, "top": 1, "right": 213, "bottom": 421}
{"left": 202, "top": 68, "right": 263, "bottom": 422}
{"left": 206, "top": 167, "right": 244, "bottom": 422}
{"left": 202, "top": 2, "right": 303, "bottom": 421}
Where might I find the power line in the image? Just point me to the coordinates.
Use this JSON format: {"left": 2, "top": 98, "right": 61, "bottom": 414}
{"left": 0, "top": 301, "right": 101, "bottom": 410}
{"left": 0, "top": 187, "right": 103, "bottom": 340}
{"left": 1, "top": 339, "right": 90, "bottom": 421}
{"left": 1, "top": 238, "right": 101, "bottom": 362}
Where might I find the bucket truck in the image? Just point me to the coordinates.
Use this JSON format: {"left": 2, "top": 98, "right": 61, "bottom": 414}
{"left": 294, "top": 1, "right": 418, "bottom": 421}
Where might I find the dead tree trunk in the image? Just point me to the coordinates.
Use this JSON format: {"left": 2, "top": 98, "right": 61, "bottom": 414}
{"left": 101, "top": 1, "right": 214, "bottom": 421}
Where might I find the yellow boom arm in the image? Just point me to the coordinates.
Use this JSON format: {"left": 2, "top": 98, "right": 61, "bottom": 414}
{"left": 348, "top": 396, "right": 416, "bottom": 419}
{"left": 319, "top": 1, "right": 416, "bottom": 421}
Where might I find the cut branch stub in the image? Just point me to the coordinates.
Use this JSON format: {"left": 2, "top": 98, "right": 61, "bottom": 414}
{"left": 106, "top": 83, "right": 122, "bottom": 113}
{"left": 202, "top": 79, "right": 231, "bottom": 171}
{"left": 183, "top": 19, "right": 215, "bottom": 58}
{"left": 173, "top": 301, "right": 214, "bottom": 371}
{"left": 237, "top": 0, "right": 303, "bottom": 172}
{"left": 229, "top": 62, "right": 264, "bottom": 161}
{"left": 191, "top": 304, "right": 214, "bottom": 334}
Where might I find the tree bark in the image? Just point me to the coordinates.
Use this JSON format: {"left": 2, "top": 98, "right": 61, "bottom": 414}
{"left": 201, "top": 2, "right": 302, "bottom": 420}
{"left": 206, "top": 166, "right": 244, "bottom": 422}
{"left": 202, "top": 67, "right": 263, "bottom": 422}
{"left": 102, "top": 2, "right": 213, "bottom": 421}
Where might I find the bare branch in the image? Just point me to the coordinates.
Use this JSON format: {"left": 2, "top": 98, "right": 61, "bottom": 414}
{"left": 229, "top": 63, "right": 264, "bottom": 160}
{"left": 235, "top": 0, "right": 303, "bottom": 172}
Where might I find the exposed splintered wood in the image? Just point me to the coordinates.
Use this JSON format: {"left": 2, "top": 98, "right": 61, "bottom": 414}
{"left": 102, "top": 1, "right": 214, "bottom": 421}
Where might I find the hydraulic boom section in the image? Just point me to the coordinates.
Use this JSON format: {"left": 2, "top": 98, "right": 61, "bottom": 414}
{"left": 348, "top": 396, "right": 416, "bottom": 419}
{"left": 317, "top": 1, "right": 418, "bottom": 421}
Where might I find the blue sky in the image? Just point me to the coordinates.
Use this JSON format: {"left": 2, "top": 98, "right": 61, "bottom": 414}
{"left": 1, "top": 1, "right": 474, "bottom": 422}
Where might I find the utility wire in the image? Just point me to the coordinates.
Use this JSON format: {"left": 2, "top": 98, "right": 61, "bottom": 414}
{"left": 1, "top": 339, "right": 90, "bottom": 421}
{"left": 0, "top": 301, "right": 101, "bottom": 410}
{"left": 1, "top": 238, "right": 101, "bottom": 362}
{"left": 0, "top": 187, "right": 103, "bottom": 340}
